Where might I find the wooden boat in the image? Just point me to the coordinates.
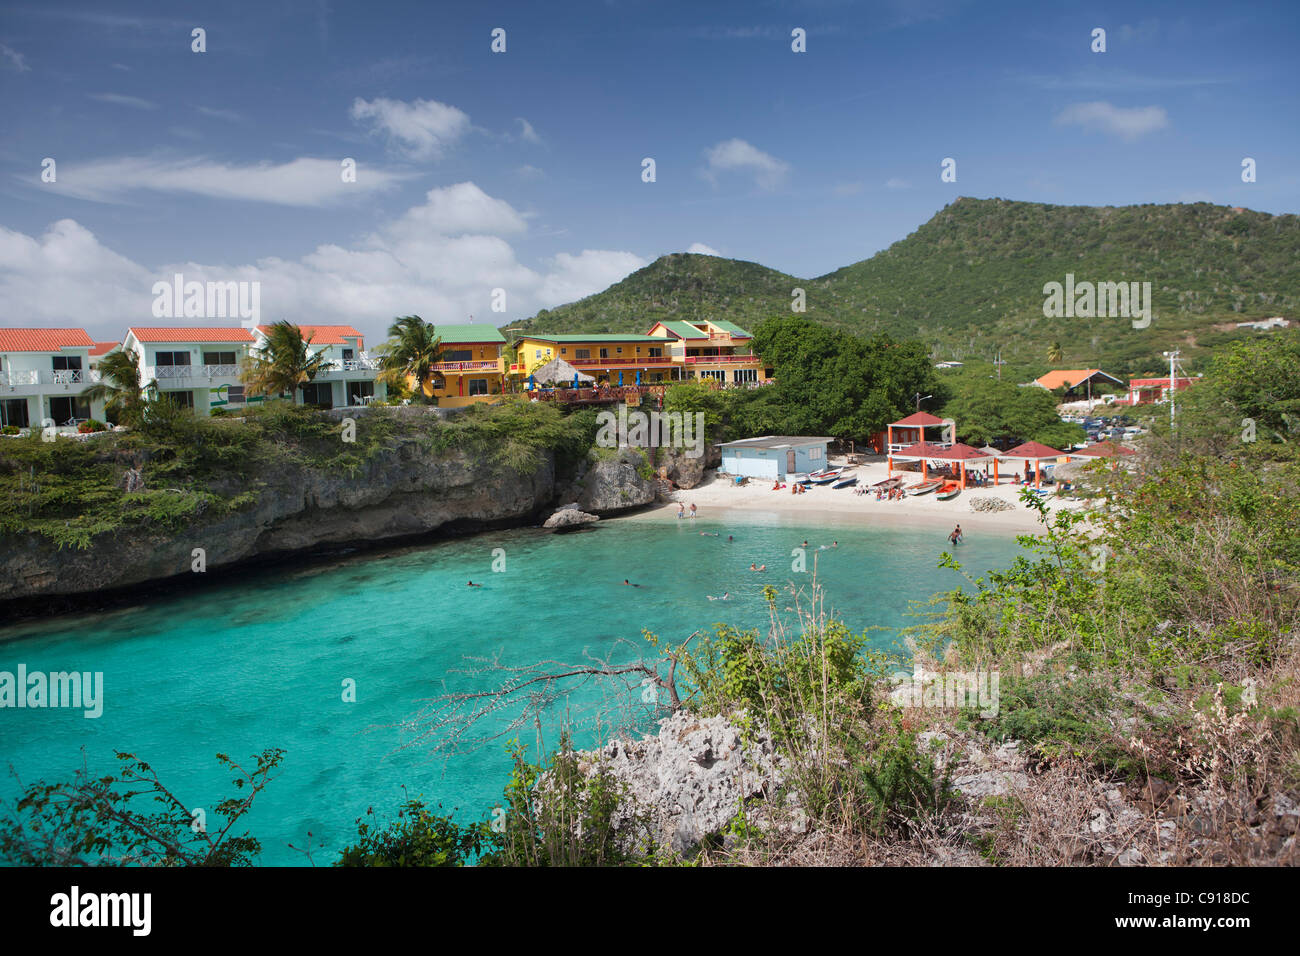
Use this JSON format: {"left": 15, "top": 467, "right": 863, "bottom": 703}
{"left": 935, "top": 481, "right": 960, "bottom": 500}
{"left": 832, "top": 476, "right": 858, "bottom": 489}
{"left": 807, "top": 469, "right": 844, "bottom": 485}
{"left": 906, "top": 478, "right": 943, "bottom": 496}
{"left": 871, "top": 476, "right": 902, "bottom": 490}
{"left": 796, "top": 468, "right": 831, "bottom": 485}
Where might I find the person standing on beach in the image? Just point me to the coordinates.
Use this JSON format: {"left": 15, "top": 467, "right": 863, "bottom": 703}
{"left": 677, "top": 503, "right": 685, "bottom": 519}
{"left": 689, "top": 503, "right": 697, "bottom": 519}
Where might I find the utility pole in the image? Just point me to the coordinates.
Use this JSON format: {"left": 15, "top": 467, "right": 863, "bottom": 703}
{"left": 915, "top": 393, "right": 932, "bottom": 412}
{"left": 1161, "top": 349, "right": 1180, "bottom": 429}
{"left": 995, "top": 349, "right": 1004, "bottom": 381}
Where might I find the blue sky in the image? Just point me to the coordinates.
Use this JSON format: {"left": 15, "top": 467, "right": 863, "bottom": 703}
{"left": 1, "top": 0, "right": 1297, "bottom": 341}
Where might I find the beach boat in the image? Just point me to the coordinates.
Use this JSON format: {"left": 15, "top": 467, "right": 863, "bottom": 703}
{"left": 871, "top": 476, "right": 902, "bottom": 490}
{"left": 832, "top": 476, "right": 858, "bottom": 489}
{"left": 935, "top": 481, "right": 960, "bottom": 500}
{"left": 796, "top": 468, "right": 830, "bottom": 485}
{"left": 906, "top": 478, "right": 943, "bottom": 496}
{"left": 807, "top": 469, "right": 844, "bottom": 485}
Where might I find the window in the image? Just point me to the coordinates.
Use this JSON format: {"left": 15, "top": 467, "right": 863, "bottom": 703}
{"left": 809, "top": 447, "right": 823, "bottom": 461}
{"left": 225, "top": 385, "right": 246, "bottom": 406}
{"left": 534, "top": 350, "right": 542, "bottom": 359}
{"left": 49, "top": 396, "right": 91, "bottom": 424}
{"left": 699, "top": 370, "right": 725, "bottom": 382}
{"left": 733, "top": 368, "right": 758, "bottom": 384}
{"left": 342, "top": 348, "right": 355, "bottom": 362}
{"left": 575, "top": 349, "right": 591, "bottom": 360}
{"left": 154, "top": 351, "right": 191, "bottom": 366}
{"left": 648, "top": 347, "right": 662, "bottom": 358}
{"left": 347, "top": 381, "right": 373, "bottom": 404}
{"left": 468, "top": 378, "right": 489, "bottom": 396}
{"left": 52, "top": 355, "right": 83, "bottom": 371}
{"left": 300, "top": 382, "right": 333, "bottom": 407}
{"left": 162, "top": 391, "right": 194, "bottom": 409}
{"left": 0, "top": 399, "right": 28, "bottom": 428}
{"left": 616, "top": 347, "right": 623, "bottom": 354}
{"left": 444, "top": 349, "right": 473, "bottom": 362}
{"left": 599, "top": 348, "right": 609, "bottom": 359}
{"left": 203, "top": 351, "right": 237, "bottom": 366}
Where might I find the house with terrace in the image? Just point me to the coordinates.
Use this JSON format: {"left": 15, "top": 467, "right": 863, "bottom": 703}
{"left": 647, "top": 319, "right": 766, "bottom": 385}
{"left": 122, "top": 326, "right": 256, "bottom": 415}
{"left": 0, "top": 328, "right": 105, "bottom": 428}
{"left": 423, "top": 324, "right": 506, "bottom": 407}
{"left": 251, "top": 324, "right": 384, "bottom": 408}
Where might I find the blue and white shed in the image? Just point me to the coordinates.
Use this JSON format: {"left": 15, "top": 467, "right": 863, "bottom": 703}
{"left": 719, "top": 435, "right": 834, "bottom": 479}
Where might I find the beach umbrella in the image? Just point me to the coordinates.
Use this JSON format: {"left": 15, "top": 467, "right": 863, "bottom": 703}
{"left": 618, "top": 371, "right": 624, "bottom": 386}
{"left": 636, "top": 370, "right": 641, "bottom": 385}
{"left": 573, "top": 373, "right": 579, "bottom": 388}
{"left": 528, "top": 374, "right": 535, "bottom": 391}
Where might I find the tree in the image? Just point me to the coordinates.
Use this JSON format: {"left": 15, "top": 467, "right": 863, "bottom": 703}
{"left": 377, "top": 316, "right": 443, "bottom": 403}
{"left": 0, "top": 749, "right": 283, "bottom": 866}
{"left": 241, "top": 322, "right": 328, "bottom": 402}
{"left": 1047, "top": 341, "right": 1064, "bottom": 365}
{"left": 939, "top": 375, "right": 1084, "bottom": 449}
{"left": 84, "top": 348, "right": 151, "bottom": 426}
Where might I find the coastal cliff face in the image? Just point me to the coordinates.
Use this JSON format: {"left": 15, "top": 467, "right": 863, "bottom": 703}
{"left": 0, "top": 432, "right": 565, "bottom": 605}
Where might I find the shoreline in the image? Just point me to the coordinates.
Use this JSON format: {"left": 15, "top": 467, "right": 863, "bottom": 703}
{"left": 614, "top": 456, "right": 1080, "bottom": 535}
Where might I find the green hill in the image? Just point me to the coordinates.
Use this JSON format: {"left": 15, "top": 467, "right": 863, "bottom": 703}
{"left": 513, "top": 198, "right": 1300, "bottom": 378}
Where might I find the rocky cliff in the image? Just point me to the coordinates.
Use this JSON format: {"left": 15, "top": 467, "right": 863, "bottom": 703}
{"left": 0, "top": 409, "right": 658, "bottom": 608}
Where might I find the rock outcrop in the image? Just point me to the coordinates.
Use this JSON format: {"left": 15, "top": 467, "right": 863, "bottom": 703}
{"left": 654, "top": 442, "right": 721, "bottom": 490}
{"left": 556, "top": 447, "right": 657, "bottom": 514}
{"left": 543, "top": 507, "right": 599, "bottom": 530}
{"left": 569, "top": 710, "right": 792, "bottom": 854}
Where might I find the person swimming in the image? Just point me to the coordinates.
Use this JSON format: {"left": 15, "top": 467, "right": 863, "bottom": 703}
{"left": 622, "top": 579, "right": 643, "bottom": 587}
{"left": 700, "top": 531, "right": 719, "bottom": 537}
{"left": 707, "top": 592, "right": 730, "bottom": 601}
{"left": 467, "top": 581, "right": 482, "bottom": 587}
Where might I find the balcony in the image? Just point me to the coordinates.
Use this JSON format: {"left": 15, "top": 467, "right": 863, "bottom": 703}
{"left": 429, "top": 358, "right": 504, "bottom": 374}
{"left": 682, "top": 354, "right": 761, "bottom": 365}
{"left": 0, "top": 369, "right": 102, "bottom": 392}
{"left": 144, "top": 364, "right": 242, "bottom": 384}
{"left": 568, "top": 356, "right": 673, "bottom": 368}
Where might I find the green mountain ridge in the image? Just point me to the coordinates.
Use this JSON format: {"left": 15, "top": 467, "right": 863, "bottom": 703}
{"left": 513, "top": 198, "right": 1300, "bottom": 377}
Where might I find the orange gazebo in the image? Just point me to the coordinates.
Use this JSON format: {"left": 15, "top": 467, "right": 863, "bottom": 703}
{"left": 1002, "top": 440, "right": 1067, "bottom": 488}
{"left": 889, "top": 441, "right": 999, "bottom": 489}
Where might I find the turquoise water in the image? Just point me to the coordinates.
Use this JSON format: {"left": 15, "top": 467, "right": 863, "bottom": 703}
{"left": 0, "top": 513, "right": 1024, "bottom": 865}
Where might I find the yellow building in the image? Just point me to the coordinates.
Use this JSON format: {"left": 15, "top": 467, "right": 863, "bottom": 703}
{"left": 511, "top": 320, "right": 766, "bottom": 387}
{"left": 511, "top": 334, "right": 677, "bottom": 385}
{"left": 646, "top": 319, "right": 764, "bottom": 385}
{"left": 425, "top": 324, "right": 506, "bottom": 407}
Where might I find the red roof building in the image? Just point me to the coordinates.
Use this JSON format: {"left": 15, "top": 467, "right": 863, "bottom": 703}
{"left": 0, "top": 328, "right": 95, "bottom": 351}
{"left": 126, "top": 327, "right": 254, "bottom": 343}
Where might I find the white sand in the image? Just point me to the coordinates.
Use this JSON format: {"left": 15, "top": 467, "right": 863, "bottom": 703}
{"left": 616, "top": 454, "right": 1081, "bottom": 534}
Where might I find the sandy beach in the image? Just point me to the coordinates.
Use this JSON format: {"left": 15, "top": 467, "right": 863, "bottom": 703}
{"left": 618, "top": 453, "right": 1083, "bottom": 534}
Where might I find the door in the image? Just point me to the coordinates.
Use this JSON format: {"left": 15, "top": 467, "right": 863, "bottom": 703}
{"left": 786, "top": 450, "right": 796, "bottom": 474}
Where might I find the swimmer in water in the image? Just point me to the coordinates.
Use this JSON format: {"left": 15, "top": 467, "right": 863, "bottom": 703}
{"left": 467, "top": 581, "right": 482, "bottom": 587}
{"left": 623, "top": 579, "right": 642, "bottom": 587}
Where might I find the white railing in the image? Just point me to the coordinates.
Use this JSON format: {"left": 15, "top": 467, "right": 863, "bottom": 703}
{"left": 144, "top": 364, "right": 242, "bottom": 382}
{"left": 0, "top": 370, "right": 40, "bottom": 386}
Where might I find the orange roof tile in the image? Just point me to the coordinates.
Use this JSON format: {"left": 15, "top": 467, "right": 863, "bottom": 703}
{"left": 1034, "top": 369, "right": 1122, "bottom": 390}
{"left": 128, "top": 327, "right": 254, "bottom": 343}
{"left": 0, "top": 328, "right": 95, "bottom": 351}
{"left": 89, "top": 341, "right": 120, "bottom": 356}
{"left": 256, "top": 324, "right": 363, "bottom": 346}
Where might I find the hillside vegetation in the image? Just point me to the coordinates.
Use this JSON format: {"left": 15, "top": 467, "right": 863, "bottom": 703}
{"left": 516, "top": 198, "right": 1300, "bottom": 379}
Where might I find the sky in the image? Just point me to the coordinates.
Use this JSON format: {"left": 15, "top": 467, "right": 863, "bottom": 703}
{"left": 1, "top": 0, "right": 1297, "bottom": 343}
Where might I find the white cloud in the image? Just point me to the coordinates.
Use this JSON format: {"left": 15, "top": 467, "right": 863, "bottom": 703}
{"left": 884, "top": 177, "right": 910, "bottom": 189}
{"left": 686, "top": 242, "right": 721, "bottom": 256}
{"left": 35, "top": 155, "right": 412, "bottom": 206}
{"left": 516, "top": 164, "right": 545, "bottom": 180}
{"left": 89, "top": 92, "right": 157, "bottom": 110}
{"left": 350, "top": 96, "right": 471, "bottom": 160}
{"left": 0, "top": 184, "right": 645, "bottom": 340}
{"left": 196, "top": 106, "right": 242, "bottom": 122}
{"left": 1053, "top": 101, "right": 1168, "bottom": 141}
{"left": 703, "top": 138, "right": 790, "bottom": 191}
{"left": 387, "top": 182, "right": 528, "bottom": 237}
{"left": 515, "top": 118, "right": 542, "bottom": 144}
{"left": 0, "top": 43, "right": 29, "bottom": 72}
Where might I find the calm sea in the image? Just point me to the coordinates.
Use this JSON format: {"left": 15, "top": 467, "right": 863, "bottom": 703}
{"left": 0, "top": 513, "right": 1024, "bottom": 864}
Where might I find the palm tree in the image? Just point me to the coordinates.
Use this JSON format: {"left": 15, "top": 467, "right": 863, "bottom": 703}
{"left": 376, "top": 315, "right": 443, "bottom": 402}
{"left": 1047, "top": 341, "right": 1064, "bottom": 365}
{"left": 241, "top": 321, "right": 329, "bottom": 402}
{"left": 84, "top": 348, "right": 152, "bottom": 426}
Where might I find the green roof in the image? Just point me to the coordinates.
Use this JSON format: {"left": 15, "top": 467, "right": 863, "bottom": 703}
{"left": 651, "top": 321, "right": 708, "bottom": 339}
{"left": 524, "top": 333, "right": 662, "bottom": 343}
{"left": 434, "top": 323, "right": 506, "bottom": 344}
{"left": 706, "top": 319, "right": 753, "bottom": 337}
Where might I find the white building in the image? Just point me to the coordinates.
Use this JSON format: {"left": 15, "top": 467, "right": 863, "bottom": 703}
{"left": 250, "top": 324, "right": 385, "bottom": 408}
{"left": 122, "top": 327, "right": 256, "bottom": 415}
{"left": 0, "top": 328, "right": 106, "bottom": 428}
